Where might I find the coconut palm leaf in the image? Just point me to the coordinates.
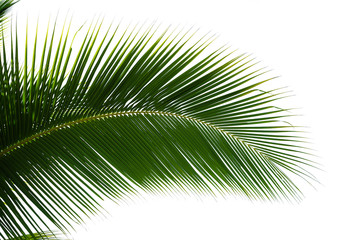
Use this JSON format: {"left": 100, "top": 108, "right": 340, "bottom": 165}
{"left": 0, "top": 19, "right": 317, "bottom": 239}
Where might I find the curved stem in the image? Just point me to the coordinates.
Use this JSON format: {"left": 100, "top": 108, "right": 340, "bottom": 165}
{"left": 0, "top": 110, "right": 240, "bottom": 157}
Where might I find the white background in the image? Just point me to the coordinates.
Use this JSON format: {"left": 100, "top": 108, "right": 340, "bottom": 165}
{"left": 11, "top": 0, "right": 361, "bottom": 239}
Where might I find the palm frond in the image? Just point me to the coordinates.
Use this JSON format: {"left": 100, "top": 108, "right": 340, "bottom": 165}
{"left": 0, "top": 20, "right": 318, "bottom": 239}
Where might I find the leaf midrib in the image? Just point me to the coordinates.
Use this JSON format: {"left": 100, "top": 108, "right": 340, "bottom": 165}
{"left": 0, "top": 110, "right": 241, "bottom": 157}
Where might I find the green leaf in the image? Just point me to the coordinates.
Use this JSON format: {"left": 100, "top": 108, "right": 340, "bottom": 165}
{"left": 0, "top": 20, "right": 318, "bottom": 239}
